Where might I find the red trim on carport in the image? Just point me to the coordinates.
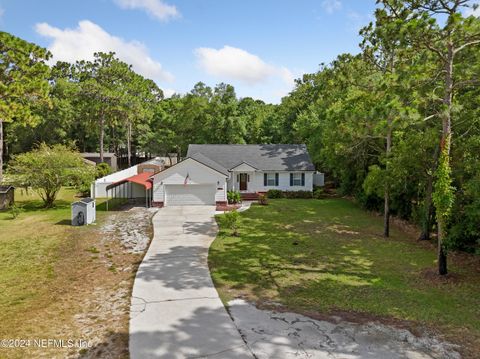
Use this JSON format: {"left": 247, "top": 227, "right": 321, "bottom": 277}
{"left": 106, "top": 172, "right": 153, "bottom": 190}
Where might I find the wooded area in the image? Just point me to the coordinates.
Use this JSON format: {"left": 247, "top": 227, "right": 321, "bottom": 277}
{"left": 1, "top": 0, "right": 479, "bottom": 274}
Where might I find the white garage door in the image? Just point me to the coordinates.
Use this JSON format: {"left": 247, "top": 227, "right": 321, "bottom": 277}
{"left": 165, "top": 184, "right": 216, "bottom": 206}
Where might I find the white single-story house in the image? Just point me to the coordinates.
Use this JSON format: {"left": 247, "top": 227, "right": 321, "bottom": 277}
{"left": 151, "top": 144, "right": 318, "bottom": 207}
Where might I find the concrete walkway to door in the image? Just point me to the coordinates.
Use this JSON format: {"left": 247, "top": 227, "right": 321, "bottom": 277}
{"left": 129, "top": 206, "right": 254, "bottom": 359}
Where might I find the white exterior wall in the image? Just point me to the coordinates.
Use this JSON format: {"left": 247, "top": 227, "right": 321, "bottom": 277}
{"left": 71, "top": 201, "right": 95, "bottom": 225}
{"left": 152, "top": 158, "right": 227, "bottom": 203}
{"left": 92, "top": 165, "right": 138, "bottom": 198}
{"left": 228, "top": 171, "right": 314, "bottom": 192}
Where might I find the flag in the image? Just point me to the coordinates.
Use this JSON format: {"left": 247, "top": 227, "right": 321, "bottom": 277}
{"left": 184, "top": 172, "right": 190, "bottom": 186}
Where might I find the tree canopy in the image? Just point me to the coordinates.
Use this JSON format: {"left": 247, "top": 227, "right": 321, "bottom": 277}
{"left": 1, "top": 0, "right": 479, "bottom": 273}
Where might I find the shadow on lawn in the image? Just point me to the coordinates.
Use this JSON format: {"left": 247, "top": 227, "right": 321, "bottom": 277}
{"left": 15, "top": 199, "right": 71, "bottom": 213}
{"left": 55, "top": 219, "right": 72, "bottom": 226}
{"left": 210, "top": 203, "right": 383, "bottom": 300}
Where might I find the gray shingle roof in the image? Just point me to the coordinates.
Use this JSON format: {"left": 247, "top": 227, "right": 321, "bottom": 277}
{"left": 189, "top": 152, "right": 230, "bottom": 176}
{"left": 187, "top": 144, "right": 315, "bottom": 171}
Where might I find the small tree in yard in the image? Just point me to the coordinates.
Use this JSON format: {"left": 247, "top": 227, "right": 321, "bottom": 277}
{"left": 224, "top": 210, "right": 240, "bottom": 236}
{"left": 8, "top": 143, "right": 94, "bottom": 208}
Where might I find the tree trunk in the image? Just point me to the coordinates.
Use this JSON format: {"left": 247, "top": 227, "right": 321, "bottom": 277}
{"left": 419, "top": 145, "right": 440, "bottom": 241}
{"left": 384, "top": 122, "right": 392, "bottom": 238}
{"left": 0, "top": 118, "right": 3, "bottom": 183}
{"left": 384, "top": 190, "right": 390, "bottom": 237}
{"left": 127, "top": 121, "right": 132, "bottom": 167}
{"left": 419, "top": 174, "right": 434, "bottom": 241}
{"left": 99, "top": 112, "right": 105, "bottom": 163}
{"left": 437, "top": 41, "right": 454, "bottom": 276}
{"left": 438, "top": 221, "right": 448, "bottom": 275}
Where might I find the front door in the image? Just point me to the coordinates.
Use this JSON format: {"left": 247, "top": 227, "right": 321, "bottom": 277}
{"left": 239, "top": 173, "right": 248, "bottom": 191}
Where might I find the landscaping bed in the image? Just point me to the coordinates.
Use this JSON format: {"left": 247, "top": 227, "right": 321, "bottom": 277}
{"left": 210, "top": 198, "right": 480, "bottom": 358}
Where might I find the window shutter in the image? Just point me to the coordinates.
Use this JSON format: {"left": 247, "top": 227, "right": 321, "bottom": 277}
{"left": 290, "top": 173, "right": 293, "bottom": 186}
{"left": 301, "top": 173, "right": 305, "bottom": 186}
{"left": 247, "top": 175, "right": 250, "bottom": 182}
{"left": 264, "top": 173, "right": 267, "bottom": 186}
{"left": 275, "top": 173, "right": 279, "bottom": 186}
{"left": 237, "top": 174, "right": 239, "bottom": 182}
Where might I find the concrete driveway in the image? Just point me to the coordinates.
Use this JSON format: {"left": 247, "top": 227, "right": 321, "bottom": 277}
{"left": 129, "top": 206, "right": 254, "bottom": 359}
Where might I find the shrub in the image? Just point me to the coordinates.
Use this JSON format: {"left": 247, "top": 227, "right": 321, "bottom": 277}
{"left": 227, "top": 190, "right": 241, "bottom": 204}
{"left": 267, "top": 189, "right": 283, "bottom": 198}
{"left": 223, "top": 209, "right": 240, "bottom": 236}
{"left": 73, "top": 165, "right": 96, "bottom": 197}
{"left": 9, "top": 204, "right": 22, "bottom": 219}
{"left": 96, "top": 162, "right": 111, "bottom": 179}
{"left": 313, "top": 187, "right": 324, "bottom": 199}
{"left": 258, "top": 194, "right": 268, "bottom": 205}
{"left": 283, "top": 191, "right": 313, "bottom": 199}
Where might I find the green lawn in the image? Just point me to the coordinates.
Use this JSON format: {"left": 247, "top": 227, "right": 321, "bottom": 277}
{"left": 0, "top": 188, "right": 78, "bottom": 316}
{"left": 210, "top": 198, "right": 480, "bottom": 350}
{"left": 0, "top": 188, "right": 128, "bottom": 345}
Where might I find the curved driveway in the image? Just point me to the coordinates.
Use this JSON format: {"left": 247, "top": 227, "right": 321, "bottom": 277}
{"left": 129, "top": 206, "right": 253, "bottom": 359}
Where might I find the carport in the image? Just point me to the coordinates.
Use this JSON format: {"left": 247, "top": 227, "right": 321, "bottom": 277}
{"left": 105, "top": 172, "right": 153, "bottom": 210}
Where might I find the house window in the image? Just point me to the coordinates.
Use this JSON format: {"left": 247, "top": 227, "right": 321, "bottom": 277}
{"left": 264, "top": 173, "right": 278, "bottom": 186}
{"left": 290, "top": 173, "right": 305, "bottom": 186}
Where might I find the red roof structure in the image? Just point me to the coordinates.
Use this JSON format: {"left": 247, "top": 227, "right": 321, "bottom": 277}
{"left": 106, "top": 172, "right": 153, "bottom": 190}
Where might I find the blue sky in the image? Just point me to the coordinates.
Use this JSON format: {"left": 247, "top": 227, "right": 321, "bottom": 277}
{"left": 0, "top": 0, "right": 380, "bottom": 103}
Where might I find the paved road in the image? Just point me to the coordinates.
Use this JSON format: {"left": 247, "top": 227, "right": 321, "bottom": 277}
{"left": 129, "top": 206, "right": 253, "bottom": 359}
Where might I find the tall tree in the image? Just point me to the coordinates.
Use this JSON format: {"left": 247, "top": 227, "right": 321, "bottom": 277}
{"left": 0, "top": 32, "right": 51, "bottom": 182}
{"left": 75, "top": 52, "right": 131, "bottom": 163}
{"left": 381, "top": 0, "right": 480, "bottom": 274}
{"left": 120, "top": 73, "right": 163, "bottom": 166}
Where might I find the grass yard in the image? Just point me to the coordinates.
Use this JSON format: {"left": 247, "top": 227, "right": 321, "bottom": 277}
{"left": 210, "top": 198, "right": 480, "bottom": 357}
{"left": 0, "top": 188, "right": 152, "bottom": 358}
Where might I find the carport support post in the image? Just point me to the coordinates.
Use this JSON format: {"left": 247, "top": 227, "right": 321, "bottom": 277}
{"left": 106, "top": 189, "right": 109, "bottom": 211}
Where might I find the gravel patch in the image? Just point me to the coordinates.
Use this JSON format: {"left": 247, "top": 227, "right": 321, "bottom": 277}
{"left": 101, "top": 206, "right": 157, "bottom": 253}
{"left": 228, "top": 299, "right": 461, "bottom": 359}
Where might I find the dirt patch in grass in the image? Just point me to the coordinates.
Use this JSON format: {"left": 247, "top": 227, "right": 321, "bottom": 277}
{"left": 229, "top": 299, "right": 461, "bottom": 359}
{"left": 0, "top": 192, "right": 156, "bottom": 359}
{"left": 418, "top": 268, "right": 465, "bottom": 285}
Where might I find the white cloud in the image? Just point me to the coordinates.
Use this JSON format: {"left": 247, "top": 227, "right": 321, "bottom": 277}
{"left": 163, "top": 88, "right": 176, "bottom": 98}
{"left": 0, "top": 6, "right": 4, "bottom": 18}
{"left": 114, "top": 0, "right": 179, "bottom": 21}
{"left": 35, "top": 20, "right": 174, "bottom": 83}
{"left": 194, "top": 45, "right": 294, "bottom": 87}
{"left": 465, "top": 4, "right": 480, "bottom": 17}
{"left": 321, "top": 0, "right": 342, "bottom": 14}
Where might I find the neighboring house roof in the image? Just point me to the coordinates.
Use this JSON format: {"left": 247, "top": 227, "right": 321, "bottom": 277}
{"left": 187, "top": 144, "right": 315, "bottom": 171}
{"left": 0, "top": 185, "right": 14, "bottom": 194}
{"left": 142, "top": 157, "right": 165, "bottom": 167}
{"left": 80, "top": 152, "right": 117, "bottom": 158}
{"left": 81, "top": 152, "right": 117, "bottom": 158}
